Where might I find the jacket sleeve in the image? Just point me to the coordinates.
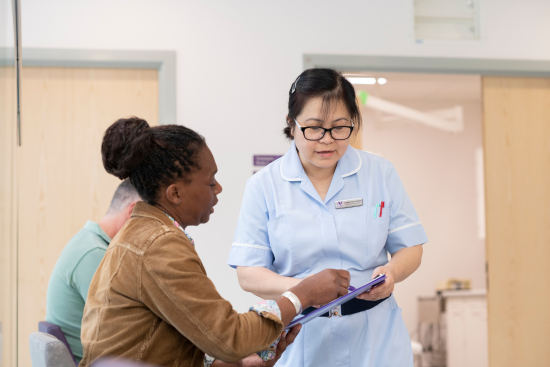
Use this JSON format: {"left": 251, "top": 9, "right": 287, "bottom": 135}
{"left": 140, "top": 228, "right": 284, "bottom": 363}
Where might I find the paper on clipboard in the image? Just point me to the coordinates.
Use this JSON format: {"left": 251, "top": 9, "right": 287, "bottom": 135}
{"left": 286, "top": 274, "right": 387, "bottom": 330}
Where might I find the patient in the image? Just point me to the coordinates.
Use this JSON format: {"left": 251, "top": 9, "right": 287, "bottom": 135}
{"left": 80, "top": 117, "right": 351, "bottom": 367}
{"left": 46, "top": 180, "right": 140, "bottom": 363}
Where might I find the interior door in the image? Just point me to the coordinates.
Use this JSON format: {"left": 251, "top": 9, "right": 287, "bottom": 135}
{"left": 0, "top": 64, "right": 19, "bottom": 367}
{"left": 17, "top": 66, "right": 159, "bottom": 366}
{"left": 483, "top": 76, "right": 550, "bottom": 367}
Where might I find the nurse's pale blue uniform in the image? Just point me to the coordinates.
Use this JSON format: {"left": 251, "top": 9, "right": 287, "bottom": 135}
{"left": 228, "top": 141, "right": 428, "bottom": 367}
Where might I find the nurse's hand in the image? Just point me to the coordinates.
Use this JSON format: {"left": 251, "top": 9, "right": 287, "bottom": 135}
{"left": 291, "top": 269, "right": 351, "bottom": 308}
{"left": 356, "top": 265, "right": 395, "bottom": 301}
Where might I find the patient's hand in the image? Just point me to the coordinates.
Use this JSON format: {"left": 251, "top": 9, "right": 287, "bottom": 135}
{"left": 241, "top": 324, "right": 302, "bottom": 367}
{"left": 210, "top": 325, "right": 301, "bottom": 367}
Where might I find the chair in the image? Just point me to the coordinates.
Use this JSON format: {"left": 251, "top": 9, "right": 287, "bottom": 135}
{"left": 29, "top": 332, "right": 75, "bottom": 367}
{"left": 91, "top": 357, "right": 160, "bottom": 367}
{"left": 38, "top": 321, "right": 77, "bottom": 365}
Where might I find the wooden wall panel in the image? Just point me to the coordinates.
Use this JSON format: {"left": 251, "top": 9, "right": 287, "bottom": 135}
{"left": 483, "top": 76, "right": 550, "bottom": 367}
{"left": 0, "top": 66, "right": 19, "bottom": 367}
{"left": 17, "top": 67, "right": 158, "bottom": 366}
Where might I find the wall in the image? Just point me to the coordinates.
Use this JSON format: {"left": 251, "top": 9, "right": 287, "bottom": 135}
{"left": 0, "top": 0, "right": 12, "bottom": 46}
{"left": 11, "top": 0, "right": 549, "bottom": 324}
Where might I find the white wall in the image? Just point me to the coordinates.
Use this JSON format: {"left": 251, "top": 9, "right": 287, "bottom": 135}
{"left": 0, "top": 0, "right": 14, "bottom": 48}
{"left": 16, "top": 0, "right": 549, "bottom": 323}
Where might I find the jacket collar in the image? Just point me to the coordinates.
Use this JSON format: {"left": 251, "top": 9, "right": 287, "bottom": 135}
{"left": 280, "top": 140, "right": 362, "bottom": 182}
{"left": 131, "top": 201, "right": 175, "bottom": 227}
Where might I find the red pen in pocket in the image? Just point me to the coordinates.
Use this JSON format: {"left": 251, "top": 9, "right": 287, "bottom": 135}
{"left": 379, "top": 201, "right": 385, "bottom": 217}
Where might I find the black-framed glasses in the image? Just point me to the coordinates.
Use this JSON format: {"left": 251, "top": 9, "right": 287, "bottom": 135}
{"left": 294, "top": 120, "right": 354, "bottom": 141}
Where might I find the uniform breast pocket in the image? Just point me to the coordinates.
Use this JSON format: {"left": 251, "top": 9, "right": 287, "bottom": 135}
{"left": 366, "top": 205, "right": 390, "bottom": 258}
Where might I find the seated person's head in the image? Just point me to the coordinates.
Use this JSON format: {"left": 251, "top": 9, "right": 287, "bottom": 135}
{"left": 102, "top": 117, "right": 222, "bottom": 228}
{"left": 100, "top": 179, "right": 141, "bottom": 238}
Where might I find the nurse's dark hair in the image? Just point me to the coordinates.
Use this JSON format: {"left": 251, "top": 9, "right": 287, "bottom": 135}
{"left": 284, "top": 68, "right": 361, "bottom": 140}
{"left": 101, "top": 117, "right": 206, "bottom": 204}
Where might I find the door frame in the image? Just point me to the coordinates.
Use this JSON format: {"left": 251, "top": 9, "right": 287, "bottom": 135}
{"left": 0, "top": 47, "right": 176, "bottom": 125}
{"left": 304, "top": 54, "right": 550, "bottom": 77}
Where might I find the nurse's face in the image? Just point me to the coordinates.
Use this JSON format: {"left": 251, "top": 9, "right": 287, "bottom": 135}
{"left": 292, "top": 97, "right": 352, "bottom": 171}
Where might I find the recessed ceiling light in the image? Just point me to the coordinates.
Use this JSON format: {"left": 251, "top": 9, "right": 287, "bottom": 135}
{"left": 348, "top": 77, "right": 376, "bottom": 85}
{"left": 377, "top": 78, "right": 387, "bottom": 85}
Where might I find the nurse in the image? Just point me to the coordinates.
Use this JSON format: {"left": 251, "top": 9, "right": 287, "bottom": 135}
{"left": 228, "top": 68, "right": 428, "bottom": 367}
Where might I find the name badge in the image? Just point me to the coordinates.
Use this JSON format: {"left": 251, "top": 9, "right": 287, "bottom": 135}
{"left": 335, "top": 198, "right": 363, "bottom": 209}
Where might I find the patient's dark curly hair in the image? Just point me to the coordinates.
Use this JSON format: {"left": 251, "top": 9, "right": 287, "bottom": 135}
{"left": 101, "top": 117, "right": 206, "bottom": 204}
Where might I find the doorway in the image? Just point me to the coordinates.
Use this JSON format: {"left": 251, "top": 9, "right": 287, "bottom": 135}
{"left": 305, "top": 54, "right": 550, "bottom": 367}
{"left": 349, "top": 71, "right": 485, "bottom": 367}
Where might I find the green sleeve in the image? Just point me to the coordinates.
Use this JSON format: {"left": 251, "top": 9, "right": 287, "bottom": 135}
{"left": 71, "top": 248, "right": 106, "bottom": 302}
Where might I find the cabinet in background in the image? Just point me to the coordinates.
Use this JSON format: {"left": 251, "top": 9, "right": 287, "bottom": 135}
{"left": 444, "top": 290, "right": 488, "bottom": 367}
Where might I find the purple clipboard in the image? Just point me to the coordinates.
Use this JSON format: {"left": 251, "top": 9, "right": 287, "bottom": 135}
{"left": 286, "top": 274, "right": 387, "bottom": 330}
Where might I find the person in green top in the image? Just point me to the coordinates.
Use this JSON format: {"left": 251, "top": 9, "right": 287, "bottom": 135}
{"left": 46, "top": 179, "right": 140, "bottom": 362}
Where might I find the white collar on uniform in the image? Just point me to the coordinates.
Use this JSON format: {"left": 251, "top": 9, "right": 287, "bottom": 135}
{"left": 280, "top": 140, "right": 362, "bottom": 182}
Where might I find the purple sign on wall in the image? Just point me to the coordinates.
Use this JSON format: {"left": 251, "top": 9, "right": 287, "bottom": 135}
{"left": 253, "top": 155, "right": 282, "bottom": 167}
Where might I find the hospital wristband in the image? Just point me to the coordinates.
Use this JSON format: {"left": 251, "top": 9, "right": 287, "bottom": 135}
{"left": 282, "top": 291, "right": 302, "bottom": 315}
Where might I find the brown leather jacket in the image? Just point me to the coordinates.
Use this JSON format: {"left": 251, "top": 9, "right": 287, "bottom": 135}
{"left": 80, "top": 202, "right": 283, "bottom": 367}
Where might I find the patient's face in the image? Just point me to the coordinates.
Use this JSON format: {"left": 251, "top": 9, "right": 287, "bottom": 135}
{"left": 178, "top": 145, "right": 222, "bottom": 226}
